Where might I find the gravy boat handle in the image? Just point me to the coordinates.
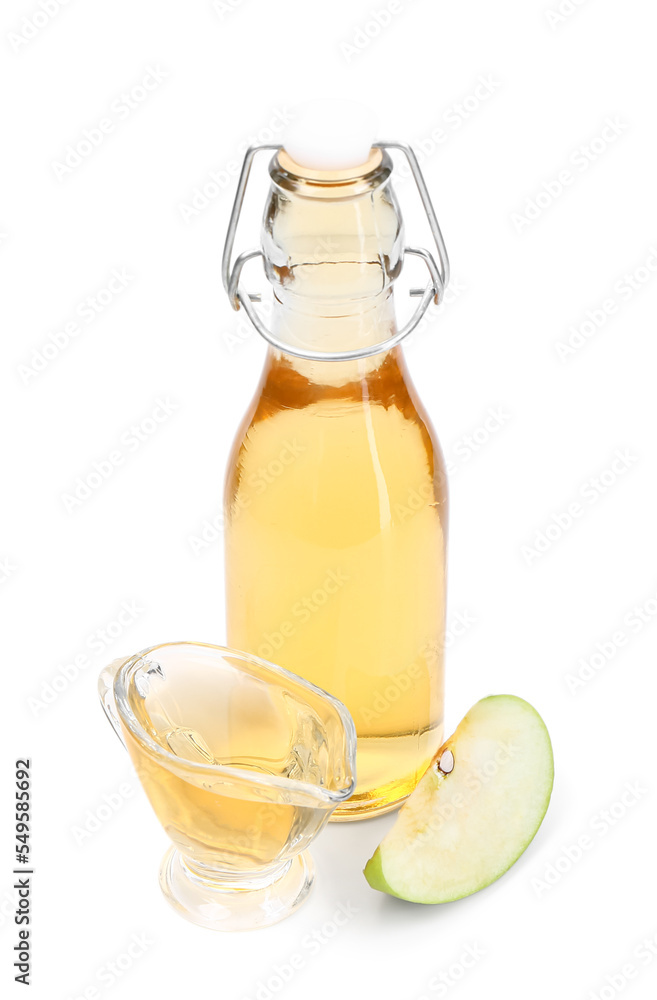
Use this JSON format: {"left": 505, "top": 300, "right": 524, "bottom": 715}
{"left": 98, "top": 657, "right": 131, "bottom": 749}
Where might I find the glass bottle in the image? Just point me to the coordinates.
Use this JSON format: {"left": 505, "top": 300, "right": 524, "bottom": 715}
{"left": 223, "top": 140, "right": 448, "bottom": 819}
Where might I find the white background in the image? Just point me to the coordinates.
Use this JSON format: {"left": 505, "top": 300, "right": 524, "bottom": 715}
{"left": 2, "top": 1, "right": 657, "bottom": 998}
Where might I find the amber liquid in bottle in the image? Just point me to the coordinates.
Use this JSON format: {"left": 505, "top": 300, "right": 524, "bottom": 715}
{"left": 225, "top": 150, "right": 447, "bottom": 818}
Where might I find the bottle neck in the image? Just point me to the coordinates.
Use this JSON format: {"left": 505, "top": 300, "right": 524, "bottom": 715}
{"left": 266, "top": 288, "right": 395, "bottom": 385}
{"left": 273, "top": 285, "right": 395, "bottom": 350}
{"left": 260, "top": 150, "right": 403, "bottom": 384}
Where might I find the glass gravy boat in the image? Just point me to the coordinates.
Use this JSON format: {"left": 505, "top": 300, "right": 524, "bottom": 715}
{"left": 99, "top": 641, "right": 356, "bottom": 931}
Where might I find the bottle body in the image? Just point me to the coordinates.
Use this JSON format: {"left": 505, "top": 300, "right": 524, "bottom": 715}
{"left": 225, "top": 344, "right": 447, "bottom": 818}
{"left": 224, "top": 146, "right": 448, "bottom": 818}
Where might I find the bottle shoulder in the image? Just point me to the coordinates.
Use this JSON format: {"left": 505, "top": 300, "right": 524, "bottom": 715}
{"left": 246, "top": 350, "right": 435, "bottom": 418}
{"left": 225, "top": 349, "right": 447, "bottom": 497}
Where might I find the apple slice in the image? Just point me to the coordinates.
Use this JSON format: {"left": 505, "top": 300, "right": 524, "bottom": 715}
{"left": 364, "top": 695, "right": 554, "bottom": 903}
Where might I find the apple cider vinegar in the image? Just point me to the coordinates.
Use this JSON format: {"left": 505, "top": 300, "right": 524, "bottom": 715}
{"left": 223, "top": 110, "right": 450, "bottom": 818}
{"left": 99, "top": 644, "right": 356, "bottom": 931}
{"left": 225, "top": 350, "right": 446, "bottom": 818}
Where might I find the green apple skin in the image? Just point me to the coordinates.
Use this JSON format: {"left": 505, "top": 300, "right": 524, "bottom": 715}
{"left": 364, "top": 695, "right": 554, "bottom": 904}
{"left": 363, "top": 847, "right": 401, "bottom": 899}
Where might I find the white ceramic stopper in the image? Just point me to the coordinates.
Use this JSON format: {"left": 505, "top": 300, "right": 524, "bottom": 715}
{"left": 282, "top": 99, "right": 378, "bottom": 171}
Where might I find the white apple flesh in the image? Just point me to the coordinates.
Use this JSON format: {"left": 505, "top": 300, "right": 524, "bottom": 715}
{"left": 364, "top": 695, "right": 554, "bottom": 903}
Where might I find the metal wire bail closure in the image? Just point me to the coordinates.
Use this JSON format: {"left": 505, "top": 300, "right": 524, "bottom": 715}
{"left": 221, "top": 141, "right": 450, "bottom": 362}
